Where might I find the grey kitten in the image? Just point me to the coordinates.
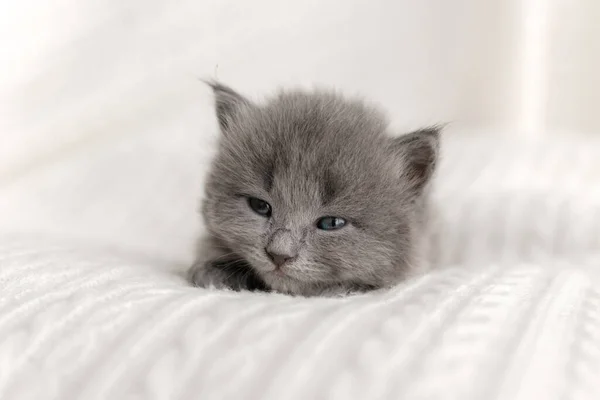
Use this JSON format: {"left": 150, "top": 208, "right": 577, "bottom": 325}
{"left": 188, "top": 82, "right": 440, "bottom": 297}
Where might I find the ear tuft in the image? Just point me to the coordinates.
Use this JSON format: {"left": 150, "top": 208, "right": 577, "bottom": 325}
{"left": 390, "top": 126, "right": 441, "bottom": 194}
{"left": 203, "top": 80, "right": 251, "bottom": 132}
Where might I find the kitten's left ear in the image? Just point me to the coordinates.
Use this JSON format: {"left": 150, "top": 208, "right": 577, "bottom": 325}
{"left": 390, "top": 126, "right": 441, "bottom": 194}
{"left": 204, "top": 80, "right": 252, "bottom": 132}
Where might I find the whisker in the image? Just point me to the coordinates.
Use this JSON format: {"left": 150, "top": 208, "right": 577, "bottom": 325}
{"left": 208, "top": 252, "right": 239, "bottom": 262}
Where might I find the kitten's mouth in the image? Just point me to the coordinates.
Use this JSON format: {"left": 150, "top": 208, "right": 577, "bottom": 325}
{"left": 265, "top": 268, "right": 291, "bottom": 279}
{"left": 248, "top": 259, "right": 307, "bottom": 285}
{"left": 259, "top": 265, "right": 299, "bottom": 281}
{"left": 268, "top": 269, "right": 283, "bottom": 276}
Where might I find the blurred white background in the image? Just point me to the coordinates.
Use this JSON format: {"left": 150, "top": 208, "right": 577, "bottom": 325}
{"left": 2, "top": 0, "right": 600, "bottom": 173}
{"left": 0, "top": 0, "right": 599, "bottom": 262}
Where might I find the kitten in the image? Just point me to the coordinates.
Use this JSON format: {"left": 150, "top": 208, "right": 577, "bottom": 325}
{"left": 188, "top": 82, "right": 440, "bottom": 297}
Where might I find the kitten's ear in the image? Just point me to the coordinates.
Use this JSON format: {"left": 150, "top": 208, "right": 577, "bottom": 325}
{"left": 390, "top": 126, "right": 441, "bottom": 194}
{"left": 205, "top": 81, "right": 252, "bottom": 132}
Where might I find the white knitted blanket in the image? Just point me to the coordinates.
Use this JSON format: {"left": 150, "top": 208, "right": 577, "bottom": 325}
{"left": 1, "top": 130, "right": 600, "bottom": 399}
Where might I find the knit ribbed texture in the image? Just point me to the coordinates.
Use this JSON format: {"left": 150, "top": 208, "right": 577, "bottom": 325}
{"left": 0, "top": 236, "right": 599, "bottom": 400}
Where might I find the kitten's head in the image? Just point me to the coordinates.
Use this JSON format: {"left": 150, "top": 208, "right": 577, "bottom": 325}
{"left": 202, "top": 82, "right": 439, "bottom": 294}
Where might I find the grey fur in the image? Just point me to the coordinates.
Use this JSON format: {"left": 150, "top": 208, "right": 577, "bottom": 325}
{"left": 188, "top": 82, "right": 440, "bottom": 297}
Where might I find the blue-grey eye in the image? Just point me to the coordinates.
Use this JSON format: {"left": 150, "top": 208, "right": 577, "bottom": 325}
{"left": 248, "top": 197, "right": 271, "bottom": 217}
{"left": 316, "top": 216, "right": 346, "bottom": 230}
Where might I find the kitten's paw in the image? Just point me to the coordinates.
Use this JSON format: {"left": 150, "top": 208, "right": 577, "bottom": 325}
{"left": 188, "top": 259, "right": 269, "bottom": 292}
{"left": 187, "top": 262, "right": 232, "bottom": 290}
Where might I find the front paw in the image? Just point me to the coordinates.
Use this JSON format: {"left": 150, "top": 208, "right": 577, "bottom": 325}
{"left": 188, "top": 258, "right": 269, "bottom": 292}
{"left": 187, "top": 262, "right": 232, "bottom": 290}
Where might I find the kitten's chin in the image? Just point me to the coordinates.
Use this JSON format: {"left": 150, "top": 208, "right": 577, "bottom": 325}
{"left": 246, "top": 259, "right": 330, "bottom": 295}
{"left": 259, "top": 270, "right": 309, "bottom": 295}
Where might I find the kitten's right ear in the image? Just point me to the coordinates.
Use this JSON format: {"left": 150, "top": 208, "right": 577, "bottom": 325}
{"left": 389, "top": 126, "right": 441, "bottom": 195}
{"left": 204, "top": 80, "right": 252, "bottom": 132}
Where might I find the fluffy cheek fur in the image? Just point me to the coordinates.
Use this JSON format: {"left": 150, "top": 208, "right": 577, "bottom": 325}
{"left": 203, "top": 194, "right": 269, "bottom": 266}
{"left": 310, "top": 232, "right": 405, "bottom": 286}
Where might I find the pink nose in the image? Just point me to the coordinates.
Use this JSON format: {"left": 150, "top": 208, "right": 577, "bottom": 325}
{"left": 266, "top": 250, "right": 295, "bottom": 267}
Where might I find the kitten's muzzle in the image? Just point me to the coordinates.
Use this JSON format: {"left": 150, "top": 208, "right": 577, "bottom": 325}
{"left": 266, "top": 250, "right": 297, "bottom": 268}
{"left": 265, "top": 228, "right": 299, "bottom": 268}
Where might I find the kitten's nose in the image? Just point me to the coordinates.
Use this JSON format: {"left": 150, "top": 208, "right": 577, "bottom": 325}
{"left": 266, "top": 229, "right": 299, "bottom": 268}
{"left": 266, "top": 250, "right": 296, "bottom": 268}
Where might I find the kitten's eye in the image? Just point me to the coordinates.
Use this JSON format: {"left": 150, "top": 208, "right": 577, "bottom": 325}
{"left": 247, "top": 197, "right": 272, "bottom": 217}
{"left": 316, "top": 216, "right": 347, "bottom": 230}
